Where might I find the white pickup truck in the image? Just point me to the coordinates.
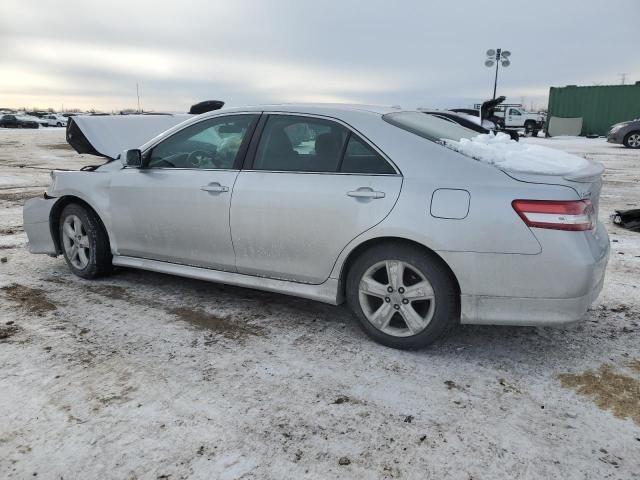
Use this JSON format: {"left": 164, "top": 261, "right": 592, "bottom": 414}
{"left": 492, "top": 106, "right": 545, "bottom": 135}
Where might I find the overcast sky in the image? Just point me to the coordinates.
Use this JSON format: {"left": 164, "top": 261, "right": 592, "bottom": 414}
{"left": 1, "top": 0, "right": 638, "bottom": 112}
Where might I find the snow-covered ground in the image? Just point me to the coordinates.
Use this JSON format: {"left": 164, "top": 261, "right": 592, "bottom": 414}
{"left": 1, "top": 129, "right": 639, "bottom": 479}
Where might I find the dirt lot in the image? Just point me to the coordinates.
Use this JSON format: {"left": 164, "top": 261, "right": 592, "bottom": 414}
{"left": 1, "top": 128, "right": 639, "bottom": 479}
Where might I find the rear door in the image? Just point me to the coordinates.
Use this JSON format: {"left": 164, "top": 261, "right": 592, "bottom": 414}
{"left": 110, "top": 114, "right": 258, "bottom": 270}
{"left": 230, "top": 113, "right": 402, "bottom": 284}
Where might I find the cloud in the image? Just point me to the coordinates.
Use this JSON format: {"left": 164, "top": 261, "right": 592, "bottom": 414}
{"left": 1, "top": 0, "right": 639, "bottom": 111}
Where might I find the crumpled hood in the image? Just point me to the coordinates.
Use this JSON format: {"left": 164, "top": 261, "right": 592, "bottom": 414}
{"left": 67, "top": 114, "right": 192, "bottom": 159}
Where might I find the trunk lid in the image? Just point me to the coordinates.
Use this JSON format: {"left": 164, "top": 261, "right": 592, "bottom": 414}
{"left": 504, "top": 160, "right": 604, "bottom": 218}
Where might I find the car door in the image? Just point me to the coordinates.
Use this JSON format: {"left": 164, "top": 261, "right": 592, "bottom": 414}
{"left": 507, "top": 108, "right": 524, "bottom": 127}
{"left": 230, "top": 113, "right": 402, "bottom": 284}
{"left": 109, "top": 114, "right": 259, "bottom": 271}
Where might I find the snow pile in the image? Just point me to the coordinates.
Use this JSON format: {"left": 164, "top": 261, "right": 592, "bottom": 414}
{"left": 445, "top": 132, "right": 592, "bottom": 175}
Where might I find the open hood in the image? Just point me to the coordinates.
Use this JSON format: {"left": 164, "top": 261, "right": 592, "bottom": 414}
{"left": 67, "top": 114, "right": 193, "bottom": 159}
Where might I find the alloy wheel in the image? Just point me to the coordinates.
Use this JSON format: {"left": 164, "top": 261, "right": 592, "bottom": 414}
{"left": 627, "top": 133, "right": 640, "bottom": 148}
{"left": 358, "top": 260, "right": 436, "bottom": 337}
{"left": 62, "top": 214, "right": 90, "bottom": 269}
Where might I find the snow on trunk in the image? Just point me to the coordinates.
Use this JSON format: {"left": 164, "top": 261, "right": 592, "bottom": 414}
{"left": 444, "top": 132, "right": 594, "bottom": 175}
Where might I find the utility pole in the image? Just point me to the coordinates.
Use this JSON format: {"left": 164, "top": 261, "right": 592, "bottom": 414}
{"left": 618, "top": 73, "right": 629, "bottom": 85}
{"left": 485, "top": 49, "right": 511, "bottom": 100}
{"left": 136, "top": 83, "right": 142, "bottom": 113}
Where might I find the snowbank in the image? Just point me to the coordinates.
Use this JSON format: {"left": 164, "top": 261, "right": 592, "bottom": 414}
{"left": 445, "top": 132, "right": 592, "bottom": 175}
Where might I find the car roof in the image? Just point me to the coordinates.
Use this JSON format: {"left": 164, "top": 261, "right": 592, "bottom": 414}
{"left": 199, "top": 103, "right": 402, "bottom": 118}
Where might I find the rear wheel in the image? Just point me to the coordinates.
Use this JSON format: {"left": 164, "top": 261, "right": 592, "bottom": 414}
{"left": 623, "top": 131, "right": 640, "bottom": 148}
{"left": 524, "top": 121, "right": 536, "bottom": 136}
{"left": 346, "top": 243, "right": 458, "bottom": 349}
{"left": 59, "top": 203, "right": 112, "bottom": 279}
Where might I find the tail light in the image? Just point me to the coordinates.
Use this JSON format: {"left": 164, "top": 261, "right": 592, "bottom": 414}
{"left": 512, "top": 199, "right": 594, "bottom": 231}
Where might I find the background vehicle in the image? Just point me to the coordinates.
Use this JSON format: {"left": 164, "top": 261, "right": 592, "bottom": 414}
{"left": 23, "top": 105, "right": 608, "bottom": 350}
{"left": 0, "top": 114, "right": 39, "bottom": 128}
{"left": 419, "top": 109, "right": 519, "bottom": 141}
{"left": 491, "top": 105, "right": 544, "bottom": 135}
{"left": 42, "top": 114, "right": 68, "bottom": 127}
{"left": 607, "top": 118, "right": 640, "bottom": 148}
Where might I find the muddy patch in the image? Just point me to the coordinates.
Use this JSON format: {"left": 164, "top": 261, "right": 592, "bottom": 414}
{"left": 1, "top": 283, "right": 58, "bottom": 316}
{"left": 0, "top": 323, "right": 20, "bottom": 340}
{"left": 558, "top": 364, "right": 640, "bottom": 425}
{"left": 84, "top": 284, "right": 132, "bottom": 302}
{"left": 0, "top": 191, "right": 40, "bottom": 204}
{"left": 170, "top": 306, "right": 266, "bottom": 340}
{"left": 41, "top": 143, "right": 73, "bottom": 151}
{"left": 0, "top": 226, "right": 24, "bottom": 235}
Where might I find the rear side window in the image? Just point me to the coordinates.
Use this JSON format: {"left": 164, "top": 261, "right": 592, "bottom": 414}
{"left": 253, "top": 115, "right": 396, "bottom": 174}
{"left": 340, "top": 134, "right": 395, "bottom": 174}
{"left": 253, "top": 115, "right": 348, "bottom": 172}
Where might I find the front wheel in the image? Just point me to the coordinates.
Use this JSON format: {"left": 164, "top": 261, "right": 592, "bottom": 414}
{"left": 623, "top": 131, "right": 640, "bottom": 148}
{"left": 59, "top": 203, "right": 112, "bottom": 279}
{"left": 346, "top": 243, "right": 458, "bottom": 349}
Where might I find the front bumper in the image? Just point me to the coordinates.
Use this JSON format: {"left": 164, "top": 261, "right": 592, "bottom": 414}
{"left": 23, "top": 197, "right": 57, "bottom": 255}
{"left": 607, "top": 130, "right": 623, "bottom": 144}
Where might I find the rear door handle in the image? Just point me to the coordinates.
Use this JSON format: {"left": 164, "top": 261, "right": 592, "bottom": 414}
{"left": 201, "top": 182, "right": 229, "bottom": 193}
{"left": 347, "top": 187, "right": 385, "bottom": 199}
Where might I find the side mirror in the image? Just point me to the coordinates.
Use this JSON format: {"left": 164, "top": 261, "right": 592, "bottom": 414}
{"left": 120, "top": 149, "right": 142, "bottom": 168}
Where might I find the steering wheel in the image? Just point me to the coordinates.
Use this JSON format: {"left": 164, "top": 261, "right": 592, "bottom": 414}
{"left": 186, "top": 150, "right": 216, "bottom": 168}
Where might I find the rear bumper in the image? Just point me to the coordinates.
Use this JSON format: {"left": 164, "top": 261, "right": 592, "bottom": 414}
{"left": 23, "top": 197, "right": 57, "bottom": 255}
{"left": 460, "top": 273, "right": 605, "bottom": 326}
{"left": 441, "top": 222, "right": 610, "bottom": 326}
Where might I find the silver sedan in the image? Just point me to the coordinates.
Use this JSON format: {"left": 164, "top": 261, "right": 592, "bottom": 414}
{"left": 23, "top": 105, "right": 609, "bottom": 349}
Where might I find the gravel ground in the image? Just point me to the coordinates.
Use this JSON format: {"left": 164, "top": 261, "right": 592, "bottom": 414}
{"left": 0, "top": 128, "right": 639, "bottom": 479}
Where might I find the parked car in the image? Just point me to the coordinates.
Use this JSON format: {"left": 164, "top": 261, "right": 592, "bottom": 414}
{"left": 0, "top": 114, "right": 39, "bottom": 129}
{"left": 418, "top": 109, "right": 519, "bottom": 141}
{"left": 23, "top": 105, "right": 609, "bottom": 349}
{"left": 42, "top": 114, "right": 68, "bottom": 127}
{"left": 607, "top": 118, "right": 640, "bottom": 148}
{"left": 18, "top": 114, "right": 48, "bottom": 127}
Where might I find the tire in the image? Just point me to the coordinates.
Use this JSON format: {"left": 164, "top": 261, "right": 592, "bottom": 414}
{"left": 59, "top": 203, "right": 112, "bottom": 279}
{"left": 496, "top": 119, "right": 505, "bottom": 130}
{"left": 346, "top": 242, "right": 458, "bottom": 349}
{"left": 524, "top": 121, "right": 536, "bottom": 136}
{"left": 623, "top": 131, "right": 640, "bottom": 149}
{"left": 56, "top": 122, "right": 62, "bottom": 127}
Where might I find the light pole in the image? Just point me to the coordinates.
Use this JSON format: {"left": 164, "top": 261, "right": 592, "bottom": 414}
{"left": 485, "top": 49, "right": 511, "bottom": 99}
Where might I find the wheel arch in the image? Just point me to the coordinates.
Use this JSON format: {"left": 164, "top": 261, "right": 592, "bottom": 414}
{"left": 337, "top": 236, "right": 461, "bottom": 304}
{"left": 49, "top": 195, "right": 111, "bottom": 254}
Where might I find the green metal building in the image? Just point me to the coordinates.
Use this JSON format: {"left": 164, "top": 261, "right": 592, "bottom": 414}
{"left": 547, "top": 83, "right": 640, "bottom": 136}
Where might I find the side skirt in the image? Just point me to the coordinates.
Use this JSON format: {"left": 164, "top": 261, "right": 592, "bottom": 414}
{"left": 112, "top": 255, "right": 341, "bottom": 305}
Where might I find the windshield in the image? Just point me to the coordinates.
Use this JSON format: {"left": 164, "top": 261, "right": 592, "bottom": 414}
{"left": 383, "top": 111, "right": 478, "bottom": 143}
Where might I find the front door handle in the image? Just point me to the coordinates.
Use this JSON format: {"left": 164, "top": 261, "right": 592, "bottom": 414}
{"left": 201, "top": 182, "right": 229, "bottom": 193}
{"left": 347, "top": 187, "right": 385, "bottom": 199}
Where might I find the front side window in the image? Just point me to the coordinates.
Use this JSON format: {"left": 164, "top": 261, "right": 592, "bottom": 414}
{"left": 253, "top": 115, "right": 348, "bottom": 172}
{"left": 148, "top": 115, "right": 257, "bottom": 169}
{"left": 509, "top": 109, "right": 522, "bottom": 116}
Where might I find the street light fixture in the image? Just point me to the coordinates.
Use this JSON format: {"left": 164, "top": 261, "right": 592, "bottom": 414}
{"left": 485, "top": 48, "right": 511, "bottom": 99}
